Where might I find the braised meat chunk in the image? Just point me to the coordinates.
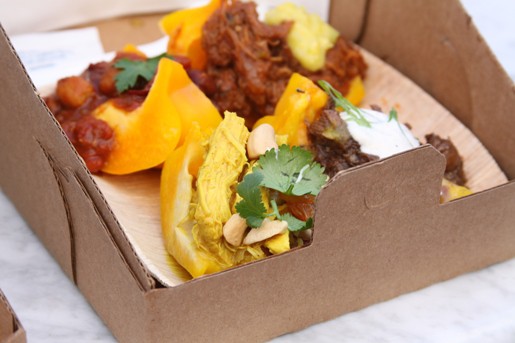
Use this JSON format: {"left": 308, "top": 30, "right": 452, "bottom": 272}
{"left": 308, "top": 109, "right": 377, "bottom": 177}
{"left": 202, "top": 1, "right": 367, "bottom": 127}
{"left": 425, "top": 133, "right": 466, "bottom": 185}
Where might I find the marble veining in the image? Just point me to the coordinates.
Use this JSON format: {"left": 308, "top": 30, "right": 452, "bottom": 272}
{"left": 0, "top": 192, "right": 114, "bottom": 342}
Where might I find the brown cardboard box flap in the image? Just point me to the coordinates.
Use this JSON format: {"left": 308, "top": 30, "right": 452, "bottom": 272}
{"left": 143, "top": 146, "right": 515, "bottom": 342}
{"left": 354, "top": 0, "right": 515, "bottom": 178}
{"left": 0, "top": 24, "right": 155, "bottom": 291}
{"left": 0, "top": 290, "right": 26, "bottom": 343}
{"left": 329, "top": 0, "right": 367, "bottom": 41}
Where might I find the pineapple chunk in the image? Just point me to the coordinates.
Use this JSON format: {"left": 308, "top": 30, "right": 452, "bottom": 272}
{"left": 265, "top": 3, "right": 339, "bottom": 71}
{"left": 265, "top": 231, "right": 290, "bottom": 255}
{"left": 440, "top": 178, "right": 473, "bottom": 203}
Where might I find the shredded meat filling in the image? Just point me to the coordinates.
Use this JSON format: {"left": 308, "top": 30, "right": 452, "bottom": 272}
{"left": 202, "top": 1, "right": 367, "bottom": 127}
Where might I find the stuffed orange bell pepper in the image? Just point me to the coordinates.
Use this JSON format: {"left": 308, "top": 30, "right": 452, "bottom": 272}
{"left": 160, "top": 0, "right": 221, "bottom": 69}
{"left": 94, "top": 58, "right": 221, "bottom": 175}
{"left": 166, "top": 60, "right": 222, "bottom": 146}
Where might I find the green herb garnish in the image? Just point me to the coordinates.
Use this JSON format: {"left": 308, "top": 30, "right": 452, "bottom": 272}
{"left": 114, "top": 53, "right": 172, "bottom": 93}
{"left": 236, "top": 145, "right": 327, "bottom": 229}
{"left": 256, "top": 145, "right": 327, "bottom": 197}
{"left": 318, "top": 80, "right": 371, "bottom": 128}
{"left": 387, "top": 107, "right": 418, "bottom": 148}
{"left": 388, "top": 108, "right": 398, "bottom": 122}
{"left": 235, "top": 172, "right": 267, "bottom": 228}
{"left": 270, "top": 199, "right": 314, "bottom": 232}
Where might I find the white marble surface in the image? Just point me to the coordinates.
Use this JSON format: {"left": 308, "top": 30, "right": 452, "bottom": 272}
{"left": 1, "top": 1, "right": 515, "bottom": 342}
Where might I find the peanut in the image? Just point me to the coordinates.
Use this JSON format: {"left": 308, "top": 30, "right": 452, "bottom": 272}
{"left": 243, "top": 218, "right": 288, "bottom": 245}
{"left": 299, "top": 228, "right": 313, "bottom": 241}
{"left": 247, "top": 124, "right": 278, "bottom": 159}
{"left": 223, "top": 213, "right": 248, "bottom": 246}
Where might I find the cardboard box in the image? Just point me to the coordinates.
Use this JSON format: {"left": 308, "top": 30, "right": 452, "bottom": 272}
{"left": 0, "top": 290, "right": 26, "bottom": 343}
{"left": 1, "top": 1, "right": 515, "bottom": 341}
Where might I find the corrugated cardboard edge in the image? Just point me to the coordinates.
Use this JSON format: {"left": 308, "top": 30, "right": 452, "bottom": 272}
{"left": 0, "top": 23, "right": 154, "bottom": 340}
{"left": 355, "top": 0, "right": 515, "bottom": 178}
{"left": 57, "top": 168, "right": 149, "bottom": 342}
{"left": 0, "top": 290, "right": 26, "bottom": 343}
{"left": 0, "top": 24, "right": 155, "bottom": 291}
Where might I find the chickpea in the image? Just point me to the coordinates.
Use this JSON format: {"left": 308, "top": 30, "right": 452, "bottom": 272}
{"left": 56, "top": 76, "right": 94, "bottom": 109}
{"left": 99, "top": 67, "right": 119, "bottom": 96}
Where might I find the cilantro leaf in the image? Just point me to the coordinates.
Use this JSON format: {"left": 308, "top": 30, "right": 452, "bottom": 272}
{"left": 255, "top": 145, "right": 327, "bottom": 196}
{"left": 317, "top": 80, "right": 371, "bottom": 128}
{"left": 270, "top": 199, "right": 313, "bottom": 232}
{"left": 114, "top": 53, "right": 172, "bottom": 93}
{"left": 387, "top": 107, "right": 418, "bottom": 148}
{"left": 281, "top": 213, "right": 313, "bottom": 232}
{"left": 388, "top": 108, "right": 398, "bottom": 122}
{"left": 235, "top": 172, "right": 267, "bottom": 228}
{"left": 235, "top": 146, "right": 326, "bottom": 232}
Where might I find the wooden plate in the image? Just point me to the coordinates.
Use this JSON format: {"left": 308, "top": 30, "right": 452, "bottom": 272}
{"left": 361, "top": 50, "right": 507, "bottom": 192}
{"left": 84, "top": 48, "right": 507, "bottom": 287}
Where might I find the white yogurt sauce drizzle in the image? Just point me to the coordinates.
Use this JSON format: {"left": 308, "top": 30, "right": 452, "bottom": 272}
{"left": 340, "top": 109, "right": 420, "bottom": 159}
